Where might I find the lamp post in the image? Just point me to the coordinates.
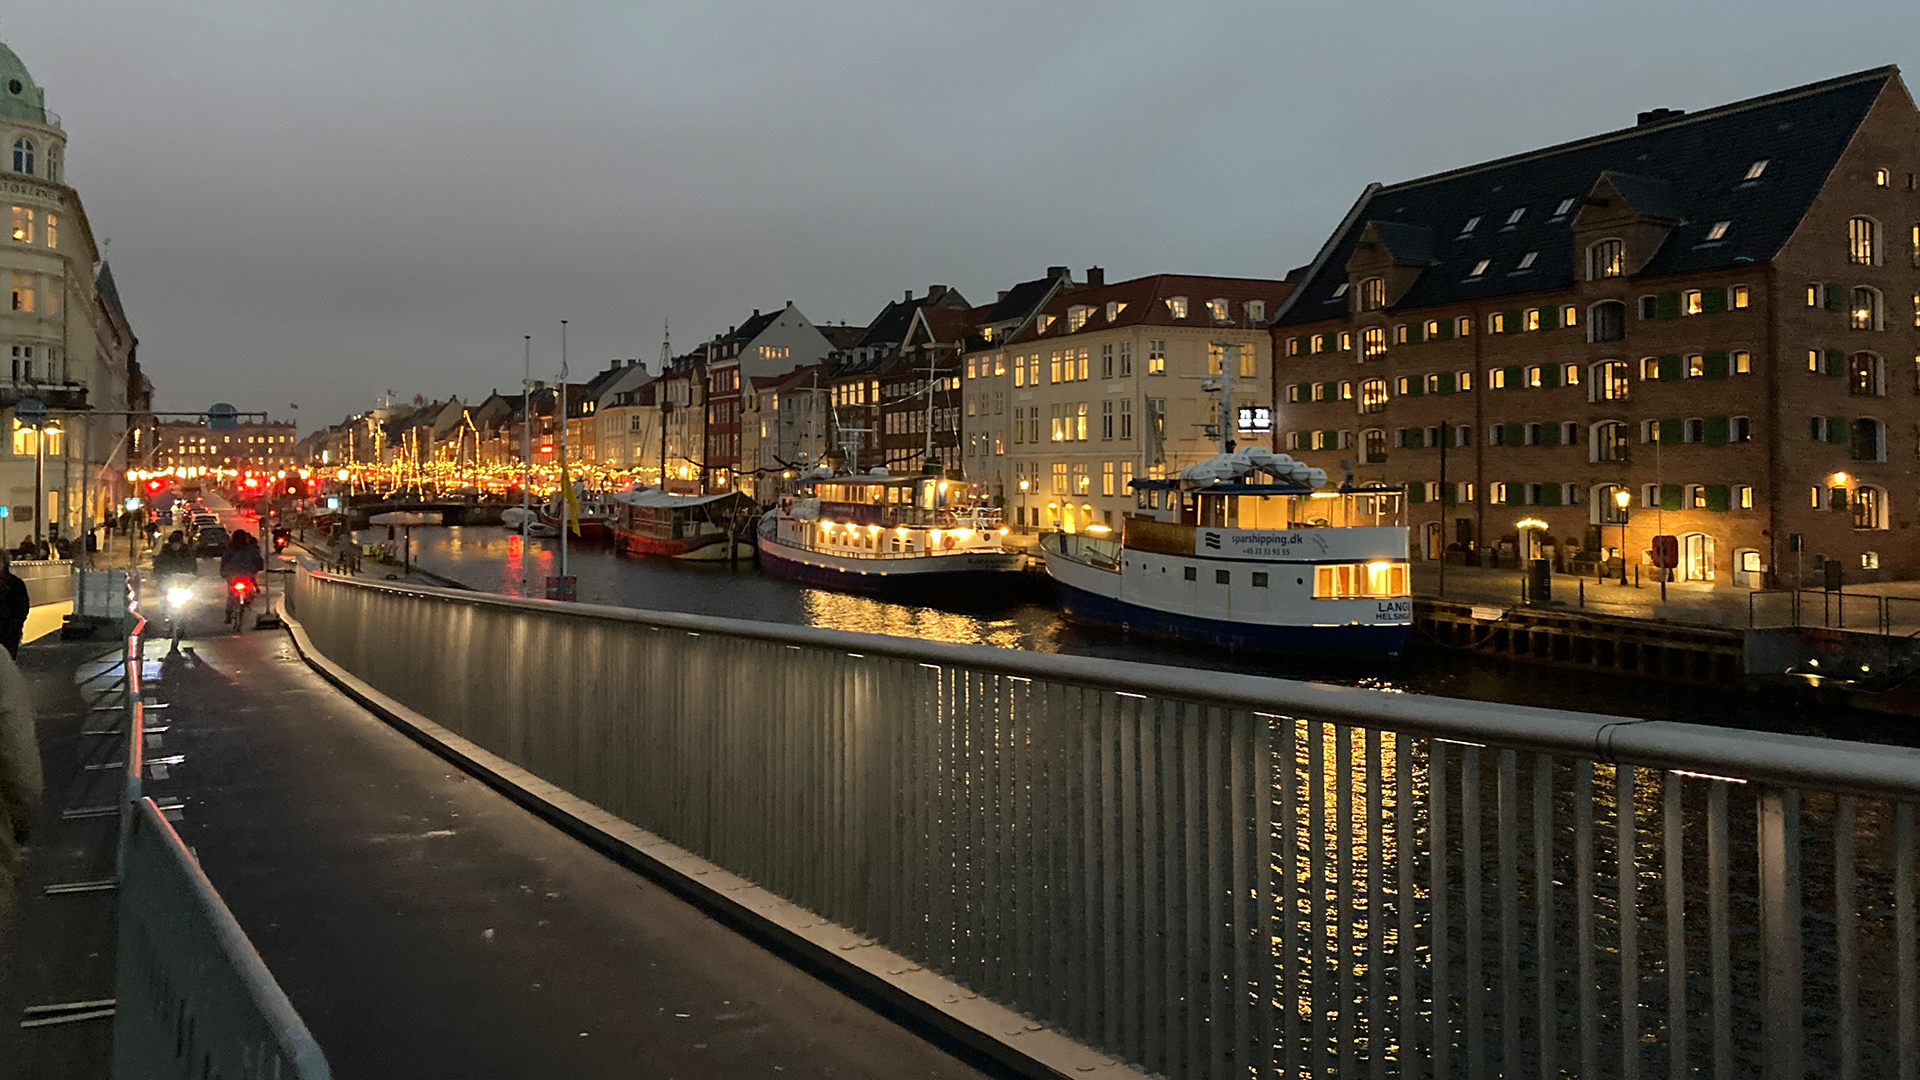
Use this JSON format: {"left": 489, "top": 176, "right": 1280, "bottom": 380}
{"left": 1018, "top": 477, "right": 1030, "bottom": 534}
{"left": 1613, "top": 487, "right": 1631, "bottom": 585}
{"left": 1515, "top": 516, "right": 1548, "bottom": 604}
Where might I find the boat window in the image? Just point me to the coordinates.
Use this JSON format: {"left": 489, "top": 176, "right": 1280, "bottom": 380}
{"left": 1312, "top": 561, "right": 1411, "bottom": 599}
{"left": 1215, "top": 569, "right": 1230, "bottom": 584}
{"left": 1252, "top": 572, "right": 1269, "bottom": 587}
{"left": 1183, "top": 566, "right": 1197, "bottom": 581}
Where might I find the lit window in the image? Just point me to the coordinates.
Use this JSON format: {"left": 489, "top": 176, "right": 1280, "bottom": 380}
{"left": 1310, "top": 334, "right": 1326, "bottom": 355}
{"left": 1245, "top": 300, "right": 1264, "bottom": 322}
{"left": 1362, "top": 327, "right": 1386, "bottom": 358}
{"left": 1745, "top": 159, "right": 1768, "bottom": 180}
{"left": 1849, "top": 217, "right": 1878, "bottom": 265}
{"left": 1455, "top": 316, "right": 1471, "bottom": 337}
{"left": 1488, "top": 312, "right": 1507, "bottom": 334}
{"left": 1687, "top": 354, "right": 1704, "bottom": 378}
{"left": 1525, "top": 308, "right": 1541, "bottom": 331}
{"left": 1066, "top": 306, "right": 1089, "bottom": 332}
{"left": 1311, "top": 562, "right": 1409, "bottom": 600}
{"left": 1731, "top": 285, "right": 1749, "bottom": 309}
{"left": 1733, "top": 350, "right": 1751, "bottom": 374}
{"left": 1561, "top": 305, "right": 1578, "bottom": 327}
{"left": 1394, "top": 324, "right": 1409, "bottom": 345}
{"left": 1875, "top": 168, "right": 1890, "bottom": 187}
{"left": 1737, "top": 485, "right": 1754, "bottom": 509}
{"left": 1457, "top": 371, "right": 1472, "bottom": 392}
{"left": 1147, "top": 339, "right": 1166, "bottom": 375}
{"left": 1517, "top": 251, "right": 1538, "bottom": 270}
{"left": 1589, "top": 239, "right": 1624, "bottom": 279}
{"left": 1505, "top": 208, "right": 1525, "bottom": 225}
{"left": 1807, "top": 283, "right": 1823, "bottom": 307}
{"left": 9, "top": 273, "right": 32, "bottom": 312}
{"left": 1105, "top": 301, "right": 1126, "bottom": 322}
{"left": 1706, "top": 221, "right": 1730, "bottom": 240}
{"left": 1562, "top": 363, "right": 1580, "bottom": 385}
{"left": 9, "top": 205, "right": 29, "bottom": 244}
{"left": 1167, "top": 296, "right": 1188, "bottom": 319}
{"left": 1339, "top": 332, "right": 1353, "bottom": 351}
{"left": 1683, "top": 290, "right": 1703, "bottom": 315}
{"left": 1206, "top": 298, "right": 1230, "bottom": 322}
{"left": 1358, "top": 278, "right": 1386, "bottom": 311}
{"left": 1286, "top": 337, "right": 1300, "bottom": 356}
{"left": 1469, "top": 259, "right": 1490, "bottom": 277}
{"left": 1359, "top": 379, "right": 1388, "bottom": 413}
{"left": 1526, "top": 365, "right": 1543, "bottom": 388}
{"left": 1851, "top": 286, "right": 1882, "bottom": 331}
{"left": 1490, "top": 368, "right": 1508, "bottom": 389}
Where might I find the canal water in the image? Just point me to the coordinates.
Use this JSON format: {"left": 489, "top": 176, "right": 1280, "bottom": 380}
{"left": 387, "top": 526, "right": 1900, "bottom": 741}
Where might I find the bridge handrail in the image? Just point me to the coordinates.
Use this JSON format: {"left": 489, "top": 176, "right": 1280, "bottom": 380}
{"left": 298, "top": 569, "right": 1920, "bottom": 801}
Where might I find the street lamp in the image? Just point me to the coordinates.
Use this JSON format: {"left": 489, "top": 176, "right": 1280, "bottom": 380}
{"left": 1612, "top": 488, "right": 1631, "bottom": 585}
{"left": 1515, "top": 517, "right": 1549, "bottom": 605}
{"left": 1017, "top": 477, "right": 1031, "bottom": 533}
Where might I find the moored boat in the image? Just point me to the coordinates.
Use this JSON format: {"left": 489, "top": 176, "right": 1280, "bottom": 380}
{"left": 1040, "top": 447, "right": 1412, "bottom": 655}
{"left": 535, "top": 486, "right": 615, "bottom": 542}
{"left": 757, "top": 468, "right": 1025, "bottom": 598}
{"left": 611, "top": 486, "right": 756, "bottom": 560}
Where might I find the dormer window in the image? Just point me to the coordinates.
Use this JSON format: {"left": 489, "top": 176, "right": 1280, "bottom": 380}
{"left": 1706, "top": 221, "right": 1730, "bottom": 241}
{"left": 1468, "top": 259, "right": 1490, "bottom": 278}
{"left": 1105, "top": 301, "right": 1126, "bottom": 322}
{"left": 1745, "top": 159, "right": 1769, "bottom": 180}
{"left": 1588, "top": 239, "right": 1625, "bottom": 280}
{"left": 1358, "top": 277, "right": 1386, "bottom": 311}
{"left": 1516, "top": 251, "right": 1538, "bottom": 270}
{"left": 980, "top": 326, "right": 994, "bottom": 343}
{"left": 1459, "top": 216, "right": 1481, "bottom": 234}
{"left": 1206, "top": 298, "right": 1230, "bottom": 322}
{"left": 1505, "top": 208, "right": 1526, "bottom": 225}
{"left": 1038, "top": 314, "right": 1056, "bottom": 333}
{"left": 1166, "top": 296, "right": 1189, "bottom": 319}
{"left": 1331, "top": 283, "right": 1349, "bottom": 299}
{"left": 1554, "top": 198, "right": 1576, "bottom": 216}
{"left": 1245, "top": 299, "right": 1264, "bottom": 322}
{"left": 1067, "top": 305, "right": 1090, "bottom": 332}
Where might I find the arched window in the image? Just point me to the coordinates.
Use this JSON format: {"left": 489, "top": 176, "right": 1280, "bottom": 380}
{"left": 1593, "top": 484, "right": 1629, "bottom": 524}
{"left": 1848, "top": 216, "right": 1879, "bottom": 265}
{"left": 1358, "top": 277, "right": 1386, "bottom": 312}
{"left": 43, "top": 151, "right": 55, "bottom": 184}
{"left": 1851, "top": 418, "right": 1886, "bottom": 462}
{"left": 1588, "top": 239, "right": 1625, "bottom": 280}
{"left": 1592, "top": 421, "right": 1630, "bottom": 463}
{"left": 1850, "top": 286, "right": 1882, "bottom": 330}
{"left": 1591, "top": 360, "right": 1630, "bottom": 401}
{"left": 1362, "top": 428, "right": 1388, "bottom": 464}
{"left": 9, "top": 138, "right": 30, "bottom": 175}
{"left": 1358, "top": 379, "right": 1388, "bottom": 413}
{"left": 1853, "top": 484, "right": 1886, "bottom": 529}
{"left": 1849, "top": 352, "right": 1884, "bottom": 396}
{"left": 1588, "top": 300, "right": 1626, "bottom": 342}
{"left": 1639, "top": 356, "right": 1661, "bottom": 380}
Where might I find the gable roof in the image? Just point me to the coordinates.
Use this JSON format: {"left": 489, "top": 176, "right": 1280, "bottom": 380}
{"left": 1009, "top": 273, "right": 1291, "bottom": 345}
{"left": 1277, "top": 66, "right": 1897, "bottom": 325}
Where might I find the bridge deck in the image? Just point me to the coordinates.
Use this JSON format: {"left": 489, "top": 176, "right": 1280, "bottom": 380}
{"left": 127, "top": 607, "right": 996, "bottom": 1080}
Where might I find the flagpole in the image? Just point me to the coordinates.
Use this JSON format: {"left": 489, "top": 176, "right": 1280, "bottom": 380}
{"left": 559, "top": 319, "right": 569, "bottom": 582}
{"left": 521, "top": 334, "right": 531, "bottom": 597}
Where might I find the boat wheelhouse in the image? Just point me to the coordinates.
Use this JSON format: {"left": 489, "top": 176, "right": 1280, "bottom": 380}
{"left": 611, "top": 487, "right": 756, "bottom": 560}
{"left": 1040, "top": 448, "right": 1412, "bottom": 655}
{"left": 758, "top": 469, "right": 1025, "bottom": 598}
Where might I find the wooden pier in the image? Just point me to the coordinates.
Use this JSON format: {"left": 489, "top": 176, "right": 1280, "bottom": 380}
{"left": 1415, "top": 599, "right": 1746, "bottom": 687}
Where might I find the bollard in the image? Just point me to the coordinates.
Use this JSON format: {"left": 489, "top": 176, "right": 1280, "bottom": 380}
{"left": 1579, "top": 579, "right": 1585, "bottom": 607}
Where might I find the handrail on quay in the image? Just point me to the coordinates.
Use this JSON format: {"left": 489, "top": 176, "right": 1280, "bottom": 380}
{"left": 108, "top": 572, "right": 332, "bottom": 1080}
{"left": 287, "top": 565, "right": 1920, "bottom": 1080}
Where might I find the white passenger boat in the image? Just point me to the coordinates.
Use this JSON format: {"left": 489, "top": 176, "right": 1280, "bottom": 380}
{"left": 1040, "top": 447, "right": 1413, "bottom": 655}
{"left": 757, "top": 468, "right": 1026, "bottom": 599}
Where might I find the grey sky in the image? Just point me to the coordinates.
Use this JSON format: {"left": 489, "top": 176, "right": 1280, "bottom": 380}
{"left": 12, "top": 0, "right": 1917, "bottom": 429}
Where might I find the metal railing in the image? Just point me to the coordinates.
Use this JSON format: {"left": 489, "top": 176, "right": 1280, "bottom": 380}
{"left": 108, "top": 571, "right": 332, "bottom": 1079}
{"left": 288, "top": 567, "right": 1920, "bottom": 1080}
{"left": 1749, "top": 588, "right": 1920, "bottom": 636}
{"left": 15, "top": 558, "right": 75, "bottom": 605}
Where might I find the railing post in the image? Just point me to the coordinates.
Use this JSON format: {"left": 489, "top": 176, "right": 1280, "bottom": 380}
{"left": 1757, "top": 787, "right": 1803, "bottom": 1080}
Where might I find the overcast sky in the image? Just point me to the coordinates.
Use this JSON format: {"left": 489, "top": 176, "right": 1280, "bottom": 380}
{"left": 11, "top": 0, "right": 1918, "bottom": 429}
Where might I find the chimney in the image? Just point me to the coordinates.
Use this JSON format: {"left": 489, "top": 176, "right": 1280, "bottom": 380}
{"left": 928, "top": 284, "right": 948, "bottom": 301}
{"left": 1637, "top": 107, "right": 1685, "bottom": 126}
{"left": 904, "top": 289, "right": 913, "bottom": 302}
{"left": 1086, "top": 266, "right": 1105, "bottom": 288}
{"left": 997, "top": 290, "right": 1009, "bottom": 302}
{"left": 753, "top": 308, "right": 760, "bottom": 317}
{"left": 1047, "top": 265, "right": 1068, "bottom": 280}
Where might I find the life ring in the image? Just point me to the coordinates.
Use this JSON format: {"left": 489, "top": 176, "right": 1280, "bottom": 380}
{"left": 942, "top": 534, "right": 956, "bottom": 550}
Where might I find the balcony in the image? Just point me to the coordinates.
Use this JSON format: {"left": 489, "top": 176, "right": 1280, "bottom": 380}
{"left": 0, "top": 381, "right": 88, "bottom": 410}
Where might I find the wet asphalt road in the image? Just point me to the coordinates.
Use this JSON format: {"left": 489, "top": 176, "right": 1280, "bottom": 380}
{"left": 144, "top": 606, "right": 993, "bottom": 1080}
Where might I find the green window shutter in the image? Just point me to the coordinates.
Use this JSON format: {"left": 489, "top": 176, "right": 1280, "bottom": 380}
{"left": 1659, "top": 418, "right": 1682, "bottom": 445}
{"left": 1433, "top": 320, "right": 1453, "bottom": 341}
{"left": 1294, "top": 432, "right": 1309, "bottom": 450}
{"left": 1830, "top": 486, "right": 1849, "bottom": 511}
{"left": 1407, "top": 323, "right": 1424, "bottom": 344}
{"left": 1540, "top": 365, "right": 1560, "bottom": 389}
{"left": 1506, "top": 482, "right": 1525, "bottom": 505}
{"left": 1825, "top": 349, "right": 1845, "bottom": 376}
{"left": 1705, "top": 484, "right": 1731, "bottom": 512}
{"left": 1825, "top": 284, "right": 1844, "bottom": 312}
{"left": 1501, "top": 310, "right": 1522, "bottom": 334}
{"left": 1322, "top": 429, "right": 1340, "bottom": 447}
{"left": 1442, "top": 482, "right": 1457, "bottom": 505}
{"left": 1407, "top": 379, "right": 1424, "bottom": 398}
{"left": 1658, "top": 354, "right": 1682, "bottom": 381}
{"left": 1827, "top": 416, "right": 1847, "bottom": 444}
{"left": 1503, "top": 422, "right": 1524, "bottom": 447}
{"left": 1539, "top": 306, "right": 1559, "bottom": 331}
{"left": 1437, "top": 371, "right": 1456, "bottom": 395}
{"left": 1704, "top": 416, "right": 1729, "bottom": 446}
{"left": 1539, "top": 483, "right": 1562, "bottom": 507}
{"left": 1407, "top": 483, "right": 1426, "bottom": 504}
{"left": 1539, "top": 422, "right": 1561, "bottom": 448}
{"left": 1660, "top": 483, "right": 1683, "bottom": 511}
{"left": 1704, "top": 351, "right": 1729, "bottom": 379}
{"left": 1410, "top": 428, "right": 1426, "bottom": 449}
{"left": 1657, "top": 291, "right": 1682, "bottom": 319}
{"left": 1702, "top": 288, "right": 1727, "bottom": 314}
{"left": 1503, "top": 365, "right": 1523, "bottom": 388}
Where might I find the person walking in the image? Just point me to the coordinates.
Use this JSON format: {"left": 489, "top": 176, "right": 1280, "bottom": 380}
{"left": 0, "top": 551, "right": 29, "bottom": 660}
{"left": 0, "top": 644, "right": 38, "bottom": 934}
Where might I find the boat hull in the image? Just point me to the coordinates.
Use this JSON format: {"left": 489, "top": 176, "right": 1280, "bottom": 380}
{"left": 1048, "top": 574, "right": 1411, "bottom": 655}
{"left": 617, "top": 528, "right": 753, "bottom": 561}
{"left": 537, "top": 510, "right": 613, "bottom": 542}
{"left": 756, "top": 534, "right": 1026, "bottom": 599}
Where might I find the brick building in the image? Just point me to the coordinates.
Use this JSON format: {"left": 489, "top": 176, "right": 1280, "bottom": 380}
{"left": 154, "top": 420, "right": 298, "bottom": 473}
{"left": 1272, "top": 66, "right": 1920, "bottom": 586}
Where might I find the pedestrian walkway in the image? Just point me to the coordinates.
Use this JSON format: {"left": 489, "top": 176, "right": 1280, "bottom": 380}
{"left": 127, "top": 611, "right": 995, "bottom": 1080}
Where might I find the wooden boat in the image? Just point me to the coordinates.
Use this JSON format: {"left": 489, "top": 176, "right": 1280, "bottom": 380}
{"left": 611, "top": 487, "right": 756, "bottom": 560}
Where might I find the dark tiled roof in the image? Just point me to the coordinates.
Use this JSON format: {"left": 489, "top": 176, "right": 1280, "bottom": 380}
{"left": 986, "top": 272, "right": 1066, "bottom": 324}
{"left": 1277, "top": 66, "right": 1896, "bottom": 325}
{"left": 854, "top": 287, "right": 971, "bottom": 350}
{"left": 1009, "top": 273, "right": 1291, "bottom": 345}
{"left": 818, "top": 325, "right": 866, "bottom": 349}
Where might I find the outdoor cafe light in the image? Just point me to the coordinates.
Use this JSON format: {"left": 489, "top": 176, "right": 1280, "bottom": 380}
{"left": 1514, "top": 517, "right": 1549, "bottom": 531}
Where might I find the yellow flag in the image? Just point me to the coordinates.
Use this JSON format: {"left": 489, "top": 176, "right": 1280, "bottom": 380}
{"left": 560, "top": 456, "right": 581, "bottom": 535}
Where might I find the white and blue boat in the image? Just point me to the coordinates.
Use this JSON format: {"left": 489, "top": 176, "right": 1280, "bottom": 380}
{"left": 1039, "top": 447, "right": 1412, "bottom": 655}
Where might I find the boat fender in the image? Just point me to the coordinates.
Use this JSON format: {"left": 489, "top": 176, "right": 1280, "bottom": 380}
{"left": 942, "top": 534, "right": 956, "bottom": 549}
